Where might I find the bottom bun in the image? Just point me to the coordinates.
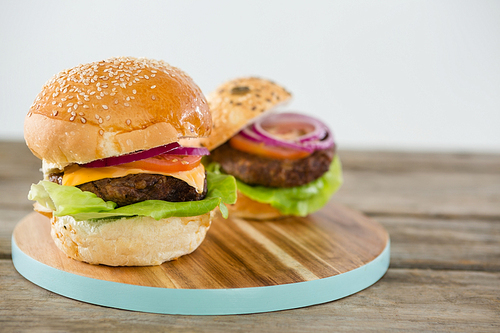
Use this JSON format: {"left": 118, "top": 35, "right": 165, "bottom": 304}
{"left": 50, "top": 211, "right": 214, "bottom": 266}
{"left": 228, "top": 191, "right": 285, "bottom": 220}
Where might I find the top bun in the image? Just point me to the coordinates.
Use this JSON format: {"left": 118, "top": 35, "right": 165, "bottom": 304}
{"left": 25, "top": 57, "right": 211, "bottom": 170}
{"left": 199, "top": 77, "right": 291, "bottom": 151}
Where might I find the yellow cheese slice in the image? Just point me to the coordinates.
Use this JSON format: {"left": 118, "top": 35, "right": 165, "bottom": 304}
{"left": 62, "top": 163, "right": 206, "bottom": 194}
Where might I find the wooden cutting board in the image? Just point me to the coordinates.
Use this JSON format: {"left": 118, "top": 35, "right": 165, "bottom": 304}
{"left": 12, "top": 202, "right": 390, "bottom": 315}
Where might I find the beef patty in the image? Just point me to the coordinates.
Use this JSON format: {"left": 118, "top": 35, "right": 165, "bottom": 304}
{"left": 49, "top": 173, "right": 207, "bottom": 207}
{"left": 210, "top": 142, "right": 335, "bottom": 188}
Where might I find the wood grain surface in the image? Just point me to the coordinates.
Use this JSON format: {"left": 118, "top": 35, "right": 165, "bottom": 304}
{"left": 13, "top": 203, "right": 388, "bottom": 289}
{"left": 1, "top": 142, "right": 499, "bottom": 332}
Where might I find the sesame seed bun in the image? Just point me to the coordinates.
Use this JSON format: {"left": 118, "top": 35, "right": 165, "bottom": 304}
{"left": 51, "top": 212, "right": 214, "bottom": 266}
{"left": 199, "top": 77, "right": 291, "bottom": 151}
{"left": 24, "top": 57, "right": 211, "bottom": 170}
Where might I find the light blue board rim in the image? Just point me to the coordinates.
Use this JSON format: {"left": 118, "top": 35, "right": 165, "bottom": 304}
{"left": 12, "top": 236, "right": 390, "bottom": 315}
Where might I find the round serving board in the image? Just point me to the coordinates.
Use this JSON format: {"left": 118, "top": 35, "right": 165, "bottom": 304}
{"left": 12, "top": 202, "right": 390, "bottom": 315}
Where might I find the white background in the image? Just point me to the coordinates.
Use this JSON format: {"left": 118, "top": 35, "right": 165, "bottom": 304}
{"left": 1, "top": 0, "right": 499, "bottom": 152}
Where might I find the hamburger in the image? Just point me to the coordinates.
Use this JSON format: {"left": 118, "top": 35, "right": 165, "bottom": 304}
{"left": 201, "top": 77, "right": 343, "bottom": 220}
{"left": 25, "top": 57, "right": 236, "bottom": 266}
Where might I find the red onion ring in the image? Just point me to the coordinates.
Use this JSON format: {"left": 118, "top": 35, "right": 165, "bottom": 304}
{"left": 249, "top": 124, "right": 313, "bottom": 152}
{"left": 258, "top": 112, "right": 328, "bottom": 143}
{"left": 246, "top": 112, "right": 335, "bottom": 153}
{"left": 80, "top": 142, "right": 208, "bottom": 168}
{"left": 239, "top": 126, "right": 314, "bottom": 152}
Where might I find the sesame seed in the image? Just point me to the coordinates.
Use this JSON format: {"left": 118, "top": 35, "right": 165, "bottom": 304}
{"left": 151, "top": 85, "right": 156, "bottom": 89}
{"left": 132, "top": 90, "right": 137, "bottom": 94}
{"left": 99, "top": 129, "right": 104, "bottom": 135}
{"left": 69, "top": 116, "right": 75, "bottom": 121}
{"left": 96, "top": 95, "right": 101, "bottom": 99}
{"left": 52, "top": 101, "right": 57, "bottom": 105}
{"left": 67, "top": 103, "right": 73, "bottom": 107}
{"left": 80, "top": 117, "right": 87, "bottom": 124}
{"left": 144, "top": 75, "right": 149, "bottom": 79}
{"left": 126, "top": 119, "right": 131, "bottom": 125}
{"left": 98, "top": 118, "right": 103, "bottom": 124}
{"left": 102, "top": 105, "right": 108, "bottom": 110}
{"left": 73, "top": 104, "right": 78, "bottom": 110}
{"left": 52, "top": 110, "right": 58, "bottom": 116}
{"left": 95, "top": 114, "right": 100, "bottom": 119}
{"left": 79, "top": 112, "right": 84, "bottom": 116}
{"left": 83, "top": 105, "right": 89, "bottom": 109}
{"left": 67, "top": 108, "right": 72, "bottom": 113}
{"left": 114, "top": 99, "right": 119, "bottom": 104}
{"left": 124, "top": 102, "right": 130, "bottom": 107}
{"left": 61, "top": 98, "right": 67, "bottom": 102}
{"left": 151, "top": 95, "right": 156, "bottom": 100}
{"left": 89, "top": 91, "right": 95, "bottom": 95}
{"left": 106, "top": 115, "right": 111, "bottom": 120}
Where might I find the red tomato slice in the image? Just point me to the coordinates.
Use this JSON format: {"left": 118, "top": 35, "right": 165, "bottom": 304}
{"left": 229, "top": 134, "right": 311, "bottom": 160}
{"left": 122, "top": 154, "right": 202, "bottom": 173}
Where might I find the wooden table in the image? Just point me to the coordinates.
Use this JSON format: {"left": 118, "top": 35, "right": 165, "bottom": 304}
{"left": 1, "top": 141, "right": 499, "bottom": 331}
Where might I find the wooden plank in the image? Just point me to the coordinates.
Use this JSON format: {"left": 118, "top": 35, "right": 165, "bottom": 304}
{"left": 337, "top": 150, "right": 500, "bottom": 174}
{"left": 336, "top": 150, "right": 500, "bottom": 217}
{"left": 379, "top": 216, "right": 500, "bottom": 271}
{"left": 335, "top": 169, "right": 500, "bottom": 218}
{"left": 0, "top": 141, "right": 41, "bottom": 180}
{"left": 0, "top": 209, "right": 29, "bottom": 258}
{"left": 2, "top": 261, "right": 498, "bottom": 332}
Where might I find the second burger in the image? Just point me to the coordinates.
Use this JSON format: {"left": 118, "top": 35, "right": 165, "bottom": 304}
{"left": 201, "top": 77, "right": 343, "bottom": 220}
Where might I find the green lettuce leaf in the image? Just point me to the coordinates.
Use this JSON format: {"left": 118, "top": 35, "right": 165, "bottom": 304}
{"left": 206, "top": 156, "right": 343, "bottom": 217}
{"left": 28, "top": 171, "right": 237, "bottom": 221}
